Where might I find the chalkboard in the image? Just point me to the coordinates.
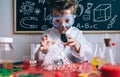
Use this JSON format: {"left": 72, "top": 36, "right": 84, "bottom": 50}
{"left": 14, "top": 0, "right": 120, "bottom": 33}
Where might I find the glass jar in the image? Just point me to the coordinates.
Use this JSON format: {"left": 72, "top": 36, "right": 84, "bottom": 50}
{"left": 0, "top": 37, "right": 13, "bottom": 77}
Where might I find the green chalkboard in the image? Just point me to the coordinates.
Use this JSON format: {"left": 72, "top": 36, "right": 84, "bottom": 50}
{"left": 14, "top": 0, "right": 120, "bottom": 33}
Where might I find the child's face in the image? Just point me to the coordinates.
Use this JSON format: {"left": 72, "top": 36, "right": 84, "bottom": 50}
{"left": 52, "top": 9, "right": 75, "bottom": 33}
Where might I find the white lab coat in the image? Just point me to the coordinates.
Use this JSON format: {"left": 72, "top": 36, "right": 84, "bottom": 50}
{"left": 35, "top": 27, "right": 93, "bottom": 63}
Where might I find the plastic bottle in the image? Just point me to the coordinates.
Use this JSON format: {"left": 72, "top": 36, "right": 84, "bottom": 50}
{"left": 0, "top": 37, "right": 13, "bottom": 77}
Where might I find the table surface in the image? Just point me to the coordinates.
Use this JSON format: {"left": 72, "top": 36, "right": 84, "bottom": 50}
{"left": 13, "top": 65, "right": 101, "bottom": 77}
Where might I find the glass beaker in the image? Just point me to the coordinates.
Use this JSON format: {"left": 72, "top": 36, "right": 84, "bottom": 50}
{"left": 91, "top": 43, "right": 105, "bottom": 70}
{"left": 0, "top": 37, "right": 13, "bottom": 77}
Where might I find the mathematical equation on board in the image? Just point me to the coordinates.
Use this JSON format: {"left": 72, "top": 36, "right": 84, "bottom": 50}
{"left": 15, "top": 0, "right": 120, "bottom": 33}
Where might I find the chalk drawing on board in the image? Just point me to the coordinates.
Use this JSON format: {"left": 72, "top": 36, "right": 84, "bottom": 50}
{"left": 92, "top": 24, "right": 98, "bottom": 29}
{"left": 84, "top": 23, "right": 90, "bottom": 29}
{"left": 20, "top": 1, "right": 35, "bottom": 15}
{"left": 43, "top": 7, "right": 51, "bottom": 22}
{"left": 93, "top": 4, "right": 112, "bottom": 22}
{"left": 38, "top": 0, "right": 45, "bottom": 4}
{"left": 84, "top": 23, "right": 98, "bottom": 29}
{"left": 85, "top": 3, "right": 93, "bottom": 14}
{"left": 76, "top": 4, "right": 84, "bottom": 17}
{"left": 20, "top": 16, "right": 38, "bottom": 29}
{"left": 76, "top": 23, "right": 90, "bottom": 29}
{"left": 14, "top": 0, "right": 120, "bottom": 33}
{"left": 78, "top": 22, "right": 98, "bottom": 29}
{"left": 41, "top": 24, "right": 48, "bottom": 30}
{"left": 107, "top": 15, "right": 118, "bottom": 29}
{"left": 83, "top": 15, "right": 90, "bottom": 21}
{"left": 76, "top": 23, "right": 81, "bottom": 29}
{"left": 34, "top": 8, "right": 41, "bottom": 15}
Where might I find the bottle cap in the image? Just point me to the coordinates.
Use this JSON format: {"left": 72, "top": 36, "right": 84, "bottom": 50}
{"left": 0, "top": 37, "right": 13, "bottom": 43}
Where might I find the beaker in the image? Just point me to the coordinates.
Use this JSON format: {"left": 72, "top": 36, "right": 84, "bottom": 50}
{"left": 91, "top": 43, "right": 105, "bottom": 70}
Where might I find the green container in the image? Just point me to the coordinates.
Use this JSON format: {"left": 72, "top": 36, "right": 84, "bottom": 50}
{"left": 0, "top": 68, "right": 12, "bottom": 77}
{"left": 17, "top": 73, "right": 43, "bottom": 77}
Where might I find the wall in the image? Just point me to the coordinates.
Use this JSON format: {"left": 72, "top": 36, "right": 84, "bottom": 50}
{"left": 0, "top": 0, "right": 120, "bottom": 62}
{"left": 0, "top": 0, "right": 41, "bottom": 62}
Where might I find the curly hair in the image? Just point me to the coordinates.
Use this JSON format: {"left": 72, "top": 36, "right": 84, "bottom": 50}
{"left": 46, "top": 0, "right": 78, "bottom": 14}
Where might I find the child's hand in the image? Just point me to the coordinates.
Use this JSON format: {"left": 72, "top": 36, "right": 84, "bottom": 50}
{"left": 64, "top": 35, "right": 80, "bottom": 53}
{"left": 40, "top": 34, "right": 50, "bottom": 54}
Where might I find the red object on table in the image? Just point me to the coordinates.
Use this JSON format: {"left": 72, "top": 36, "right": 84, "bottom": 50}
{"left": 13, "top": 62, "right": 101, "bottom": 77}
{"left": 100, "top": 64, "right": 120, "bottom": 77}
{"left": 23, "top": 59, "right": 30, "bottom": 69}
{"left": 13, "top": 66, "right": 79, "bottom": 77}
{"left": 55, "top": 71, "right": 62, "bottom": 77}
